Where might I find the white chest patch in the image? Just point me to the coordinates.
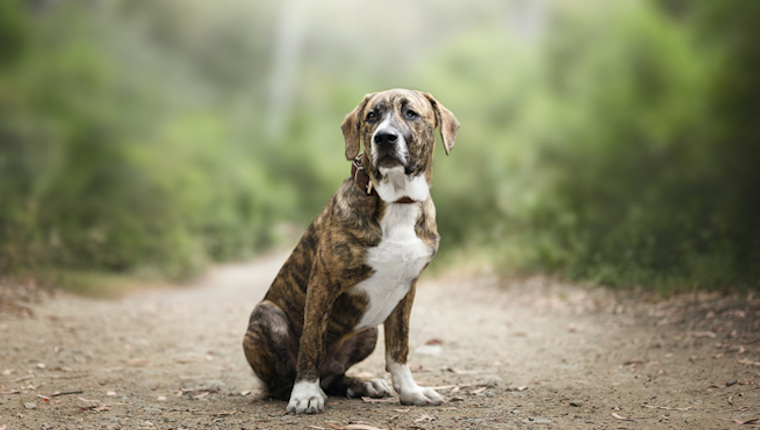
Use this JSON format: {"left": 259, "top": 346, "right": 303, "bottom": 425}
{"left": 353, "top": 203, "right": 434, "bottom": 330}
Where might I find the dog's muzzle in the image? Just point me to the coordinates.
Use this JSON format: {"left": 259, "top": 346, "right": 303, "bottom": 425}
{"left": 372, "top": 126, "right": 408, "bottom": 168}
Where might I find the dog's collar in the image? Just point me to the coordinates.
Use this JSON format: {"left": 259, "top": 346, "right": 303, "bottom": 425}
{"left": 351, "top": 153, "right": 416, "bottom": 204}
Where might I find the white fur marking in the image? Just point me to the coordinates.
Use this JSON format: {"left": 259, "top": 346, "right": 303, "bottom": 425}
{"left": 287, "top": 380, "right": 326, "bottom": 414}
{"left": 376, "top": 168, "right": 430, "bottom": 203}
{"left": 353, "top": 203, "right": 433, "bottom": 330}
{"left": 386, "top": 355, "right": 443, "bottom": 406}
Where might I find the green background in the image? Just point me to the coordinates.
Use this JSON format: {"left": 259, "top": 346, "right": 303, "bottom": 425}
{"left": 1, "top": 0, "right": 758, "bottom": 293}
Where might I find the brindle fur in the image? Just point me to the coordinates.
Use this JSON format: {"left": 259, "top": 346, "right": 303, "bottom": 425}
{"left": 243, "top": 89, "right": 459, "bottom": 404}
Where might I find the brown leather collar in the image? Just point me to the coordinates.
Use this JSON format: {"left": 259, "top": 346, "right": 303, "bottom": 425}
{"left": 351, "top": 153, "right": 416, "bottom": 204}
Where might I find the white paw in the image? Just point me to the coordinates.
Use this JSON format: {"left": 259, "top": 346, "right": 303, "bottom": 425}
{"left": 347, "top": 379, "right": 392, "bottom": 398}
{"left": 287, "top": 381, "right": 327, "bottom": 414}
{"left": 398, "top": 386, "right": 444, "bottom": 406}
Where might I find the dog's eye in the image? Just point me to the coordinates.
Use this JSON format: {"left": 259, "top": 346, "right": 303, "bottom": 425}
{"left": 405, "top": 110, "right": 419, "bottom": 120}
{"left": 366, "top": 111, "right": 377, "bottom": 122}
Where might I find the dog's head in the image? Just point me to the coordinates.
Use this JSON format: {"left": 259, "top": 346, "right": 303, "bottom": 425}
{"left": 341, "top": 89, "right": 459, "bottom": 190}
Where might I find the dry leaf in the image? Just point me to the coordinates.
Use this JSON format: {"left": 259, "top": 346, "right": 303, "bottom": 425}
{"left": 431, "top": 385, "right": 458, "bottom": 391}
{"left": 77, "top": 397, "right": 99, "bottom": 404}
{"left": 643, "top": 405, "right": 691, "bottom": 411}
{"left": 690, "top": 331, "right": 717, "bottom": 339}
{"left": 470, "top": 386, "right": 487, "bottom": 394}
{"left": 425, "top": 339, "right": 443, "bottom": 345}
{"left": 344, "top": 425, "right": 388, "bottom": 430}
{"left": 612, "top": 412, "right": 633, "bottom": 421}
{"left": 360, "top": 396, "right": 395, "bottom": 403}
{"left": 413, "top": 415, "right": 435, "bottom": 423}
{"left": 732, "top": 417, "right": 759, "bottom": 425}
{"left": 193, "top": 391, "right": 210, "bottom": 400}
{"left": 446, "top": 368, "right": 480, "bottom": 375}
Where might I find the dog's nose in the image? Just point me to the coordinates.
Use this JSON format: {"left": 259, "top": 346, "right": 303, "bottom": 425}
{"left": 374, "top": 131, "right": 399, "bottom": 147}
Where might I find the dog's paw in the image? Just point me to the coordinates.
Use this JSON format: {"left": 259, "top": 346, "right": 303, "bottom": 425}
{"left": 398, "top": 386, "right": 444, "bottom": 406}
{"left": 287, "top": 381, "right": 327, "bottom": 414}
{"left": 347, "top": 378, "right": 392, "bottom": 398}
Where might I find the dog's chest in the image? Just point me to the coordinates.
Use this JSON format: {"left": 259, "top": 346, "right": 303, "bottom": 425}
{"left": 352, "top": 204, "right": 434, "bottom": 330}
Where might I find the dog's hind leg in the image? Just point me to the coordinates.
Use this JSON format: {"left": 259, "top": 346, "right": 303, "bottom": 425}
{"left": 243, "top": 300, "right": 298, "bottom": 401}
{"left": 321, "top": 327, "right": 391, "bottom": 398}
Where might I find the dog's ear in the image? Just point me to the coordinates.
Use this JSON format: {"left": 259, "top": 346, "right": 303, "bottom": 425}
{"left": 422, "top": 92, "right": 460, "bottom": 156}
{"left": 341, "top": 93, "right": 373, "bottom": 161}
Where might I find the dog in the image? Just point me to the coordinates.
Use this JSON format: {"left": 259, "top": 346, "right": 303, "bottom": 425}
{"left": 243, "top": 89, "right": 459, "bottom": 414}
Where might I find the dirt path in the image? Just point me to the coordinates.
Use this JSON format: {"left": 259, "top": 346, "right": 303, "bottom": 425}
{"left": 1, "top": 254, "right": 759, "bottom": 430}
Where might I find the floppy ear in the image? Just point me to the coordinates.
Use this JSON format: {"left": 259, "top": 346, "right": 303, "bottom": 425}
{"left": 341, "top": 93, "right": 373, "bottom": 161}
{"left": 422, "top": 92, "right": 460, "bottom": 156}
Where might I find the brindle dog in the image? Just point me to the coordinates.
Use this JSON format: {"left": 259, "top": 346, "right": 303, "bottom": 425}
{"left": 243, "top": 89, "right": 459, "bottom": 414}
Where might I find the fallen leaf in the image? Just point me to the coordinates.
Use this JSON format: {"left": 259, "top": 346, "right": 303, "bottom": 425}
{"left": 193, "top": 391, "right": 210, "bottom": 400}
{"left": 431, "top": 385, "right": 458, "bottom": 391}
{"left": 425, "top": 339, "right": 443, "bottom": 345}
{"left": 732, "top": 417, "right": 759, "bottom": 425}
{"left": 413, "top": 415, "right": 435, "bottom": 422}
{"left": 690, "top": 331, "right": 717, "bottom": 339}
{"left": 622, "top": 360, "right": 644, "bottom": 366}
{"left": 612, "top": 412, "right": 633, "bottom": 421}
{"left": 470, "top": 386, "right": 487, "bottom": 394}
{"left": 643, "top": 405, "right": 691, "bottom": 411}
{"left": 446, "top": 368, "right": 480, "bottom": 375}
{"left": 506, "top": 385, "right": 528, "bottom": 392}
{"left": 344, "top": 425, "right": 388, "bottom": 430}
{"left": 360, "top": 396, "right": 395, "bottom": 403}
{"left": 77, "top": 397, "right": 99, "bottom": 404}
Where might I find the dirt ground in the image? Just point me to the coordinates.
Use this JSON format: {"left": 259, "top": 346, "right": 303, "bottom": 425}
{"left": 1, "top": 253, "right": 759, "bottom": 430}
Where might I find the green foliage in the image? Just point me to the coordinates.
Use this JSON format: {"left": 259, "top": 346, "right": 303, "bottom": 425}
{"left": 0, "top": 0, "right": 757, "bottom": 291}
{"left": 423, "top": 1, "right": 759, "bottom": 291}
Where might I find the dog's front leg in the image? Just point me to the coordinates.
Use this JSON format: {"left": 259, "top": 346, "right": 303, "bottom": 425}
{"left": 384, "top": 282, "right": 444, "bottom": 406}
{"left": 287, "top": 274, "right": 336, "bottom": 414}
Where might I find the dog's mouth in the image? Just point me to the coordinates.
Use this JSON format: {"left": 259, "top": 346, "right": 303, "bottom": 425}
{"left": 377, "top": 153, "right": 403, "bottom": 168}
